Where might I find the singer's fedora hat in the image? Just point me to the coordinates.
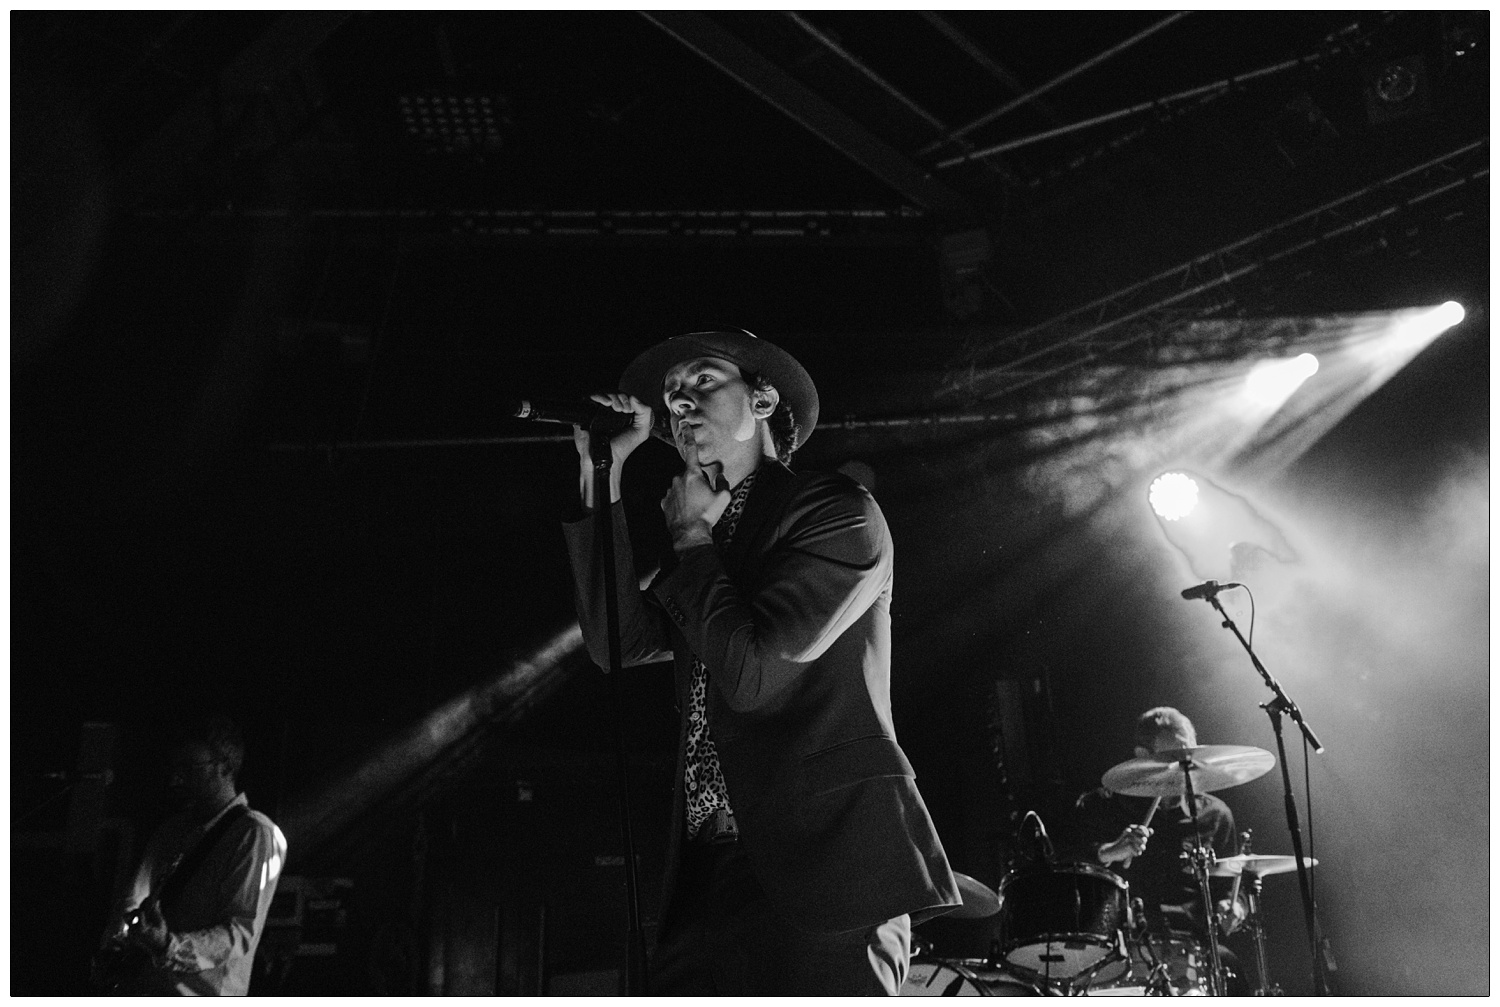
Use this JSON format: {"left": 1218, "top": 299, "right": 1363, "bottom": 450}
{"left": 619, "top": 329, "right": 819, "bottom": 449}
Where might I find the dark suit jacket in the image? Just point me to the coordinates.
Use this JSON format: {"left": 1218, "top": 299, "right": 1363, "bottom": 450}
{"left": 564, "top": 459, "right": 960, "bottom": 934}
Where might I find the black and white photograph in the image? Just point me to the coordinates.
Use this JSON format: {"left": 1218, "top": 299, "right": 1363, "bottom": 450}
{"left": 10, "top": 11, "right": 1488, "bottom": 996}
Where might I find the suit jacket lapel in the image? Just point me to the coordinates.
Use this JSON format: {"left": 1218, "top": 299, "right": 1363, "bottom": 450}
{"left": 720, "top": 460, "right": 798, "bottom": 579}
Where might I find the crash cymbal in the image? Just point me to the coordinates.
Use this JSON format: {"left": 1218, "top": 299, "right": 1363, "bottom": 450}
{"left": 1209, "top": 854, "right": 1318, "bottom": 877}
{"left": 948, "top": 872, "right": 1001, "bottom": 919}
{"left": 1102, "top": 745, "right": 1275, "bottom": 798}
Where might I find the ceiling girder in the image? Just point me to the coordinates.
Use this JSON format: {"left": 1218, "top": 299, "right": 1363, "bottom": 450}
{"left": 940, "top": 138, "right": 1490, "bottom": 403}
{"left": 115, "top": 12, "right": 351, "bottom": 211}
{"left": 640, "top": 11, "right": 974, "bottom": 223}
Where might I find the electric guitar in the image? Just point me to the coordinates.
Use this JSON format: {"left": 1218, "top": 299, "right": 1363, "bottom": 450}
{"left": 90, "top": 901, "right": 157, "bottom": 995}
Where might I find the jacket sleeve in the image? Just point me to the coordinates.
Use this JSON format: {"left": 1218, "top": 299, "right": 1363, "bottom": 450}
{"left": 562, "top": 503, "right": 673, "bottom": 670}
{"left": 651, "top": 474, "right": 891, "bottom": 712}
{"left": 158, "top": 820, "right": 285, "bottom": 975}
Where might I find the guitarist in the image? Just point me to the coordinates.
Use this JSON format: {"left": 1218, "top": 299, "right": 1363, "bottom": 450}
{"left": 98, "top": 717, "right": 287, "bottom": 995}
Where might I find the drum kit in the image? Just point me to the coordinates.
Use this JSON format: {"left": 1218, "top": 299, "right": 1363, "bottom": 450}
{"left": 903, "top": 745, "right": 1317, "bottom": 997}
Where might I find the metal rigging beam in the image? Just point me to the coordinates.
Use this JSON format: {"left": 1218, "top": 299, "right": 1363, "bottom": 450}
{"left": 115, "top": 12, "right": 351, "bottom": 211}
{"left": 640, "top": 11, "right": 974, "bottom": 222}
{"left": 921, "top": 11, "right": 1190, "bottom": 157}
{"left": 940, "top": 139, "right": 1488, "bottom": 402}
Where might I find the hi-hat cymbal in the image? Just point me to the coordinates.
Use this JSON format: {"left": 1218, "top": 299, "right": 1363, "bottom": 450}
{"left": 1209, "top": 854, "right": 1318, "bottom": 877}
{"left": 948, "top": 871, "right": 1001, "bottom": 919}
{"left": 1102, "top": 745, "right": 1275, "bottom": 798}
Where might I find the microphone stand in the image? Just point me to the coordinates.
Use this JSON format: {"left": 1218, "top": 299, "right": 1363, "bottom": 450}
{"left": 590, "top": 422, "right": 649, "bottom": 995}
{"left": 1201, "top": 591, "right": 1329, "bottom": 995}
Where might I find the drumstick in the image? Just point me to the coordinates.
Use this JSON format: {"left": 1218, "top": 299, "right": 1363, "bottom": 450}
{"left": 1226, "top": 831, "right": 1250, "bottom": 927}
{"left": 1122, "top": 797, "right": 1162, "bottom": 870}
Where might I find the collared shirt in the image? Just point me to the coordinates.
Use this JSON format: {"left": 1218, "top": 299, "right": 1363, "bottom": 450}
{"left": 118, "top": 793, "right": 287, "bottom": 995}
{"left": 683, "top": 470, "right": 757, "bottom": 837}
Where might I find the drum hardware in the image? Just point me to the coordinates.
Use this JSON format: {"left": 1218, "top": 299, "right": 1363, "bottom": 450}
{"left": 1212, "top": 836, "right": 1316, "bottom": 997}
{"left": 1064, "top": 928, "right": 1133, "bottom": 994}
{"left": 1085, "top": 932, "right": 1214, "bottom": 997}
{"left": 1100, "top": 744, "right": 1275, "bottom": 998}
{"left": 1207, "top": 854, "right": 1318, "bottom": 878}
{"left": 1179, "top": 802, "right": 1224, "bottom": 993}
{"left": 900, "top": 957, "right": 1044, "bottom": 996}
{"left": 1240, "top": 869, "right": 1281, "bottom": 996}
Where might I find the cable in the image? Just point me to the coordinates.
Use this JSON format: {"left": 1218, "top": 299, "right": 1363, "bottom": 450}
{"left": 1303, "top": 729, "right": 1315, "bottom": 915}
{"left": 1244, "top": 585, "right": 1257, "bottom": 649}
{"left": 1020, "top": 808, "right": 1055, "bottom": 860}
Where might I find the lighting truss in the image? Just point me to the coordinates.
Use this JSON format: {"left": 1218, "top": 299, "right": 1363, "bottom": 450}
{"left": 940, "top": 138, "right": 1488, "bottom": 405}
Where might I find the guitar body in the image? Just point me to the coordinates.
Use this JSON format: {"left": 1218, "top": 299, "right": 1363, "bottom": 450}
{"left": 90, "top": 940, "right": 154, "bottom": 995}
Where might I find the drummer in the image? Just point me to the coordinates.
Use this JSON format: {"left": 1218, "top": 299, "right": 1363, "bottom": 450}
{"left": 1072, "top": 707, "right": 1247, "bottom": 950}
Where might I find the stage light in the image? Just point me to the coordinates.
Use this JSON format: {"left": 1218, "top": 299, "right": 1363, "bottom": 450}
{"left": 1370, "top": 300, "right": 1466, "bottom": 364}
{"left": 1244, "top": 353, "right": 1320, "bottom": 408}
{"left": 1149, "top": 472, "right": 1199, "bottom": 521}
{"left": 1433, "top": 300, "right": 1465, "bottom": 329}
{"left": 398, "top": 92, "right": 507, "bottom": 153}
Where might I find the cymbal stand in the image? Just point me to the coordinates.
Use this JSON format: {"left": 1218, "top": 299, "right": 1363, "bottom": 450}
{"left": 1178, "top": 758, "right": 1226, "bottom": 997}
{"left": 1243, "top": 872, "right": 1283, "bottom": 996}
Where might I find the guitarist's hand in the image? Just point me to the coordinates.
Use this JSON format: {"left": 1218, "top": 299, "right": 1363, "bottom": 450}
{"left": 127, "top": 900, "right": 170, "bottom": 955}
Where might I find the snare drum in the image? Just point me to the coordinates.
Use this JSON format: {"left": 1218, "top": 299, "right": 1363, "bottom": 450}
{"left": 995, "top": 862, "right": 1131, "bottom": 980}
{"left": 902, "top": 958, "right": 1042, "bottom": 996}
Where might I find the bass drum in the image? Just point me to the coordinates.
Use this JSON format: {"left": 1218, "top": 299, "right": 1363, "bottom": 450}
{"left": 995, "top": 862, "right": 1131, "bottom": 981}
{"left": 1084, "top": 936, "right": 1211, "bottom": 996}
{"left": 902, "top": 958, "right": 1043, "bottom": 996}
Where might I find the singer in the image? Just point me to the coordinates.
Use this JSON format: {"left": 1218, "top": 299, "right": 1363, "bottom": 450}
{"left": 561, "top": 329, "right": 959, "bottom": 994}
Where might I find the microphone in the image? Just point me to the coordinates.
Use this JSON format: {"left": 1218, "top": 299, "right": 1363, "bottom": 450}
{"left": 1180, "top": 580, "right": 1242, "bottom": 601}
{"left": 503, "top": 397, "right": 636, "bottom": 433}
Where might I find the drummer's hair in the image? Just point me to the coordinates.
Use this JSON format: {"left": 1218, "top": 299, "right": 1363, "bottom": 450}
{"left": 1134, "top": 706, "right": 1196, "bottom": 749}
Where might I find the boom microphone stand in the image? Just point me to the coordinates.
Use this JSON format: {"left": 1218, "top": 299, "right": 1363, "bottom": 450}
{"left": 1195, "top": 588, "right": 1329, "bottom": 996}
{"left": 590, "top": 421, "right": 649, "bottom": 995}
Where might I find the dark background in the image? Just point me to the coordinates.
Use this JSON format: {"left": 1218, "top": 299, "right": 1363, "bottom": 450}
{"left": 10, "top": 11, "right": 1488, "bottom": 995}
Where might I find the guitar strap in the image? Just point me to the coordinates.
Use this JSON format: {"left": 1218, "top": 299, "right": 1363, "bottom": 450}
{"left": 154, "top": 803, "right": 252, "bottom": 912}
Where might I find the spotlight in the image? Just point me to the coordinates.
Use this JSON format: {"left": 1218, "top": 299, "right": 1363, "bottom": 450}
{"left": 1432, "top": 300, "right": 1465, "bottom": 329}
{"left": 1375, "top": 62, "right": 1419, "bottom": 104}
{"left": 1386, "top": 301, "right": 1465, "bottom": 356}
{"left": 1364, "top": 55, "right": 1432, "bottom": 124}
{"left": 1244, "top": 353, "right": 1320, "bottom": 408}
{"left": 1149, "top": 472, "right": 1199, "bottom": 521}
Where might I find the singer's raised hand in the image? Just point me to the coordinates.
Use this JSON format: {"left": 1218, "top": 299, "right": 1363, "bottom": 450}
{"left": 662, "top": 456, "right": 730, "bottom": 553}
{"left": 574, "top": 392, "right": 654, "bottom": 509}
